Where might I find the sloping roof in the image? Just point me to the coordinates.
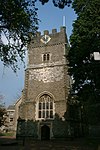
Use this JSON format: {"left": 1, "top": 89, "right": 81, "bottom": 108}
{"left": 15, "top": 97, "right": 22, "bottom": 105}
{"left": 7, "top": 105, "right": 15, "bottom": 110}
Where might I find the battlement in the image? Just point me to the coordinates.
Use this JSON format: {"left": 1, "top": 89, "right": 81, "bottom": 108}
{"left": 36, "top": 26, "right": 66, "bottom": 37}
{"left": 31, "top": 26, "right": 68, "bottom": 48}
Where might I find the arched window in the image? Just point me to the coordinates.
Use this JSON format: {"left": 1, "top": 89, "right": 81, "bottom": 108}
{"left": 38, "top": 94, "right": 54, "bottom": 119}
{"left": 47, "top": 53, "right": 50, "bottom": 61}
{"left": 43, "top": 54, "right": 46, "bottom": 61}
{"left": 43, "top": 53, "right": 50, "bottom": 62}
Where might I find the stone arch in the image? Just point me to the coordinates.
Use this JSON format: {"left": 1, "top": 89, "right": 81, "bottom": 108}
{"left": 35, "top": 91, "right": 56, "bottom": 102}
{"left": 35, "top": 91, "right": 55, "bottom": 120}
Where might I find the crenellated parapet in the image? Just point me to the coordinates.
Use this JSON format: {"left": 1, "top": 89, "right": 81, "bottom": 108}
{"left": 29, "top": 26, "right": 68, "bottom": 48}
{"left": 35, "top": 26, "right": 66, "bottom": 37}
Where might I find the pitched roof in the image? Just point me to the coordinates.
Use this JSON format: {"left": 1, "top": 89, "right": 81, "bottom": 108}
{"left": 7, "top": 105, "right": 15, "bottom": 110}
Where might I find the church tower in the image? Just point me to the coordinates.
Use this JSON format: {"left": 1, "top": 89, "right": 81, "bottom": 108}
{"left": 17, "top": 27, "right": 70, "bottom": 140}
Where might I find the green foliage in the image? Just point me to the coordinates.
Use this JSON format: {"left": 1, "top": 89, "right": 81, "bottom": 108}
{"left": 0, "top": 94, "right": 6, "bottom": 127}
{"left": 0, "top": 0, "right": 38, "bottom": 72}
{"left": 68, "top": 0, "right": 100, "bottom": 91}
{"left": 68, "top": 0, "right": 100, "bottom": 125}
{"left": 0, "top": 132, "right": 14, "bottom": 137}
{"left": 0, "top": 108, "right": 6, "bottom": 127}
{"left": 16, "top": 119, "right": 38, "bottom": 138}
{"left": 39, "top": 0, "right": 72, "bottom": 8}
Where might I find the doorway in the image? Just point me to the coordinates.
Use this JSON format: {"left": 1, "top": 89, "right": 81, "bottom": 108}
{"left": 41, "top": 125, "right": 50, "bottom": 140}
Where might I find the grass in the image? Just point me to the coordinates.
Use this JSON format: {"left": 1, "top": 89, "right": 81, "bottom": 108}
{"left": 0, "top": 132, "right": 15, "bottom": 137}
{"left": 83, "top": 137, "right": 100, "bottom": 149}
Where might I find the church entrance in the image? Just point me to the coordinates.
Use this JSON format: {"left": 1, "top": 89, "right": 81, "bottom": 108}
{"left": 41, "top": 125, "right": 50, "bottom": 140}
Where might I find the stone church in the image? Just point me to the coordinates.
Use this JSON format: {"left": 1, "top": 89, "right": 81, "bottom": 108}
{"left": 17, "top": 26, "right": 71, "bottom": 140}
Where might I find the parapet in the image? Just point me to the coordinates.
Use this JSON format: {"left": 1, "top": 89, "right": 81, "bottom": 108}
{"left": 52, "top": 29, "right": 57, "bottom": 34}
{"left": 36, "top": 31, "right": 41, "bottom": 37}
{"left": 52, "top": 26, "right": 66, "bottom": 34}
{"left": 60, "top": 26, "right": 66, "bottom": 32}
{"left": 44, "top": 30, "right": 49, "bottom": 35}
{"left": 35, "top": 26, "right": 66, "bottom": 37}
{"left": 31, "top": 26, "right": 67, "bottom": 48}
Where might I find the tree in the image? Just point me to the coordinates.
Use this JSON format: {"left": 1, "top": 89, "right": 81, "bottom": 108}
{"left": 0, "top": 0, "right": 72, "bottom": 72}
{"left": 68, "top": 0, "right": 100, "bottom": 93}
{"left": 39, "top": 0, "right": 72, "bottom": 8}
{"left": 68, "top": 0, "right": 100, "bottom": 126}
{"left": 0, "top": 0, "right": 38, "bottom": 72}
{"left": 0, "top": 94, "right": 6, "bottom": 127}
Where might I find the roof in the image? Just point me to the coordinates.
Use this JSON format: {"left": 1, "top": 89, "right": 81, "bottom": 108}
{"left": 7, "top": 105, "right": 15, "bottom": 110}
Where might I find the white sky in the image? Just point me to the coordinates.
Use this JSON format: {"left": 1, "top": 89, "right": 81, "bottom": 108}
{"left": 0, "top": 1, "right": 77, "bottom": 107}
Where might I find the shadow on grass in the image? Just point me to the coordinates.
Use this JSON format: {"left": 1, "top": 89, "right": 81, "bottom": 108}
{"left": 0, "top": 136, "right": 99, "bottom": 150}
{"left": 0, "top": 136, "right": 18, "bottom": 146}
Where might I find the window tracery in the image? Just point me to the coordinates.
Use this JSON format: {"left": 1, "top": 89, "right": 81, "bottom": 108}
{"left": 37, "top": 94, "right": 54, "bottom": 119}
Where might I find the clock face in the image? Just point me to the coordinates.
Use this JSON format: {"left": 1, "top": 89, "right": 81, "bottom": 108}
{"left": 40, "top": 35, "right": 51, "bottom": 44}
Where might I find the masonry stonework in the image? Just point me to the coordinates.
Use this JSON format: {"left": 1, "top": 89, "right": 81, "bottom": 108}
{"left": 17, "top": 26, "right": 71, "bottom": 140}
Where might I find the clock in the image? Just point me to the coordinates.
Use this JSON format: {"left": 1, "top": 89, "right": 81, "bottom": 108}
{"left": 40, "top": 35, "right": 51, "bottom": 44}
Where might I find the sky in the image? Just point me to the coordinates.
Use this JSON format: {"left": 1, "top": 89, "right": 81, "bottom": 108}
{"left": 0, "top": 1, "right": 77, "bottom": 107}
